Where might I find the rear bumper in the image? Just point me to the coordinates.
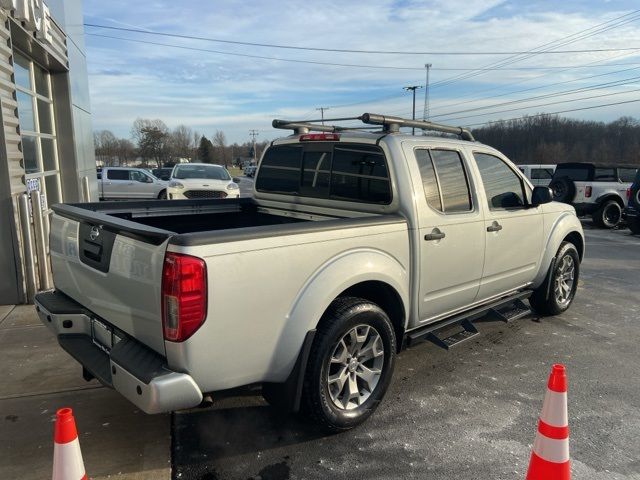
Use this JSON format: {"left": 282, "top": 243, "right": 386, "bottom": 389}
{"left": 34, "top": 291, "right": 203, "bottom": 414}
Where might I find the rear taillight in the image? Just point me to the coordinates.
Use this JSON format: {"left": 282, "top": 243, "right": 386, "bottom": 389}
{"left": 627, "top": 188, "right": 631, "bottom": 200}
{"left": 585, "top": 186, "right": 592, "bottom": 198}
{"left": 161, "top": 252, "right": 207, "bottom": 342}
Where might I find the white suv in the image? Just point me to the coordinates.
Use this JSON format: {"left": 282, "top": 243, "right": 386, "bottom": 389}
{"left": 549, "top": 162, "right": 637, "bottom": 228}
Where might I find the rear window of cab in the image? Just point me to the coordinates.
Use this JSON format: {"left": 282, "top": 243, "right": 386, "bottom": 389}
{"left": 256, "top": 143, "right": 392, "bottom": 204}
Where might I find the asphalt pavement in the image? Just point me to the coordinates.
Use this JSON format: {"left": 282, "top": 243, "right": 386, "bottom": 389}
{"left": 172, "top": 223, "right": 640, "bottom": 480}
{"left": 1, "top": 221, "right": 638, "bottom": 480}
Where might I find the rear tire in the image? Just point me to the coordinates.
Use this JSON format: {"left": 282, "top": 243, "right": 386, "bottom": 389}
{"left": 530, "top": 242, "right": 580, "bottom": 316}
{"left": 301, "top": 297, "right": 396, "bottom": 432}
{"left": 629, "top": 218, "right": 640, "bottom": 235}
{"left": 593, "top": 200, "right": 622, "bottom": 228}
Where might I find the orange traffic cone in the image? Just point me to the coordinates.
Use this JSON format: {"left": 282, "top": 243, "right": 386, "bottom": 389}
{"left": 526, "top": 364, "right": 570, "bottom": 479}
{"left": 52, "top": 408, "right": 87, "bottom": 480}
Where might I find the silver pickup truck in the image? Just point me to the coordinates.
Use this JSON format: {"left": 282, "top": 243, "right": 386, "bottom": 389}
{"left": 36, "top": 114, "right": 584, "bottom": 431}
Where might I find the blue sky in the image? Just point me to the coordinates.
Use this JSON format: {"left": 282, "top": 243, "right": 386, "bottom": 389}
{"left": 83, "top": 0, "right": 640, "bottom": 144}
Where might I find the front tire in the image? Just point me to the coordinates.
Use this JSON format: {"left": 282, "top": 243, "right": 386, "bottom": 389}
{"left": 593, "top": 200, "right": 622, "bottom": 228}
{"left": 157, "top": 189, "right": 167, "bottom": 200}
{"left": 530, "top": 242, "right": 580, "bottom": 316}
{"left": 301, "top": 297, "right": 396, "bottom": 432}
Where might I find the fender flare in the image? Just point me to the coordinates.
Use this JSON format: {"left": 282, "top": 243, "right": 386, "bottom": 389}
{"left": 595, "top": 193, "right": 624, "bottom": 208}
{"left": 532, "top": 212, "right": 584, "bottom": 289}
{"left": 266, "top": 247, "right": 409, "bottom": 384}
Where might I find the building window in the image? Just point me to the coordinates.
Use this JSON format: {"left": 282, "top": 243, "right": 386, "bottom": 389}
{"left": 14, "top": 51, "right": 61, "bottom": 209}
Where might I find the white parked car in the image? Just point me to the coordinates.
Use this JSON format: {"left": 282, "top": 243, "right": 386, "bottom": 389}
{"left": 518, "top": 164, "right": 556, "bottom": 186}
{"left": 167, "top": 163, "right": 240, "bottom": 200}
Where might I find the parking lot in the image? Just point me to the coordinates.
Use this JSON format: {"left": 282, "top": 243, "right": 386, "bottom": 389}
{"left": 1, "top": 221, "right": 638, "bottom": 480}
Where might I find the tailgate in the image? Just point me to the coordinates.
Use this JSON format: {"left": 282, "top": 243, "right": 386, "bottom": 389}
{"left": 49, "top": 210, "right": 170, "bottom": 355}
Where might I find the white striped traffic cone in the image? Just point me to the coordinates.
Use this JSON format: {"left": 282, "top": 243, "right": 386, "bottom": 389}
{"left": 52, "top": 407, "right": 87, "bottom": 480}
{"left": 526, "top": 364, "right": 570, "bottom": 480}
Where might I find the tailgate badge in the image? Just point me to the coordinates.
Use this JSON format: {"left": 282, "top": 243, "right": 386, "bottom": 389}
{"left": 89, "top": 226, "right": 101, "bottom": 241}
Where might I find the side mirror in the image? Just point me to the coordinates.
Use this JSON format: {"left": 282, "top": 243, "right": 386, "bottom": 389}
{"left": 232, "top": 177, "right": 241, "bottom": 183}
{"left": 531, "top": 186, "right": 553, "bottom": 207}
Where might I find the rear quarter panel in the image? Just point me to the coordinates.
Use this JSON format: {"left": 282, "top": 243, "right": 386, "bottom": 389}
{"left": 164, "top": 219, "right": 410, "bottom": 392}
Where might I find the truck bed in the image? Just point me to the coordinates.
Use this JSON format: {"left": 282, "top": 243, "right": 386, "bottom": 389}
{"left": 49, "top": 198, "right": 406, "bottom": 356}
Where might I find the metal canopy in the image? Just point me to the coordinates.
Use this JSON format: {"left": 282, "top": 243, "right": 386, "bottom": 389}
{"left": 272, "top": 112, "right": 475, "bottom": 141}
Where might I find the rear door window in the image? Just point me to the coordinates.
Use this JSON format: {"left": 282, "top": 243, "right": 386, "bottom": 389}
{"left": 594, "top": 168, "right": 616, "bottom": 181}
{"left": 106, "top": 169, "right": 129, "bottom": 180}
{"left": 618, "top": 168, "right": 637, "bottom": 182}
{"left": 415, "top": 149, "right": 472, "bottom": 213}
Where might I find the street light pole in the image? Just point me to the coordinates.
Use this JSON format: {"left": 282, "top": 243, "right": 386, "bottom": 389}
{"left": 403, "top": 85, "right": 423, "bottom": 135}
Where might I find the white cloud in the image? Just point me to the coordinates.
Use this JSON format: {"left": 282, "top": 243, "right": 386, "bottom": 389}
{"left": 84, "top": 0, "right": 640, "bottom": 142}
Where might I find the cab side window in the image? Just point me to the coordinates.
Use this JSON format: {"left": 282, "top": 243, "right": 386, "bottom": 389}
{"left": 474, "top": 153, "right": 526, "bottom": 210}
{"left": 130, "top": 170, "right": 146, "bottom": 182}
{"left": 106, "top": 169, "right": 128, "bottom": 180}
{"left": 415, "top": 149, "right": 472, "bottom": 213}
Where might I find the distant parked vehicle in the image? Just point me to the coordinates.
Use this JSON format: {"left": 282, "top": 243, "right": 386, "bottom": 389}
{"left": 168, "top": 163, "right": 240, "bottom": 200}
{"left": 517, "top": 164, "right": 556, "bottom": 186}
{"left": 152, "top": 168, "right": 174, "bottom": 181}
{"left": 549, "top": 162, "right": 637, "bottom": 228}
{"left": 98, "top": 167, "right": 167, "bottom": 200}
{"left": 244, "top": 165, "right": 257, "bottom": 177}
{"left": 623, "top": 169, "right": 640, "bottom": 234}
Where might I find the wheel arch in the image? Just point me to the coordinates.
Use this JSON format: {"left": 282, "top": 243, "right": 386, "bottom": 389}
{"left": 596, "top": 193, "right": 624, "bottom": 208}
{"left": 267, "top": 248, "right": 409, "bottom": 382}
{"left": 335, "top": 280, "right": 406, "bottom": 353}
{"left": 532, "top": 212, "right": 584, "bottom": 288}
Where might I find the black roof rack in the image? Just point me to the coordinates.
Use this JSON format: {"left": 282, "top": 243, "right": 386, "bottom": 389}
{"left": 272, "top": 112, "right": 475, "bottom": 141}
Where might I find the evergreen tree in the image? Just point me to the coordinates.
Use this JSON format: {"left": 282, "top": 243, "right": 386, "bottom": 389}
{"left": 197, "top": 136, "right": 215, "bottom": 163}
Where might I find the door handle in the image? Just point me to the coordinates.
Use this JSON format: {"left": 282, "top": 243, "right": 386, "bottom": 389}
{"left": 487, "top": 221, "right": 503, "bottom": 232}
{"left": 424, "top": 228, "right": 446, "bottom": 241}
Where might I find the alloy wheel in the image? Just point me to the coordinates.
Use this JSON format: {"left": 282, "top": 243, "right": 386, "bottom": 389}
{"left": 326, "top": 324, "right": 385, "bottom": 410}
{"left": 554, "top": 255, "right": 575, "bottom": 307}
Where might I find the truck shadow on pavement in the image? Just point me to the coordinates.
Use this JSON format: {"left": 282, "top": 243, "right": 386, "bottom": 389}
{"left": 172, "top": 403, "right": 326, "bottom": 480}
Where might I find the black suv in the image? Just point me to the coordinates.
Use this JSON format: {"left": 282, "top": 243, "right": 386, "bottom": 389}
{"left": 623, "top": 169, "right": 640, "bottom": 234}
{"left": 549, "top": 163, "right": 637, "bottom": 228}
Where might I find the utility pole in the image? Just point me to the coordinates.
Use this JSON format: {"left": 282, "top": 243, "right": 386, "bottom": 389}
{"left": 423, "top": 63, "right": 432, "bottom": 123}
{"left": 249, "top": 130, "right": 259, "bottom": 163}
{"left": 403, "top": 85, "right": 423, "bottom": 135}
{"left": 316, "top": 107, "right": 330, "bottom": 125}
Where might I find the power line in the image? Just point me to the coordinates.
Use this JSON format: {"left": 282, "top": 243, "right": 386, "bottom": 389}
{"left": 86, "top": 33, "right": 424, "bottom": 71}
{"left": 439, "top": 86, "right": 640, "bottom": 123}
{"left": 429, "top": 10, "right": 640, "bottom": 89}
{"left": 84, "top": 22, "right": 640, "bottom": 55}
{"left": 85, "top": 33, "right": 640, "bottom": 74}
{"left": 429, "top": 58, "right": 640, "bottom": 114}
{"left": 466, "top": 98, "right": 640, "bottom": 128}
{"left": 431, "top": 73, "right": 640, "bottom": 120}
{"left": 316, "top": 107, "right": 330, "bottom": 125}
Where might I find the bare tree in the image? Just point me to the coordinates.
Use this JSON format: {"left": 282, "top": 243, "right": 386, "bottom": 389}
{"left": 131, "top": 118, "right": 170, "bottom": 167}
{"left": 212, "top": 130, "right": 227, "bottom": 166}
{"left": 94, "top": 130, "right": 118, "bottom": 165}
{"left": 170, "top": 125, "right": 193, "bottom": 161}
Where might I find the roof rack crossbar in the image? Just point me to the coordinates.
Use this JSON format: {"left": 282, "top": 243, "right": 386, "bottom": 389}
{"left": 272, "top": 113, "right": 475, "bottom": 141}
